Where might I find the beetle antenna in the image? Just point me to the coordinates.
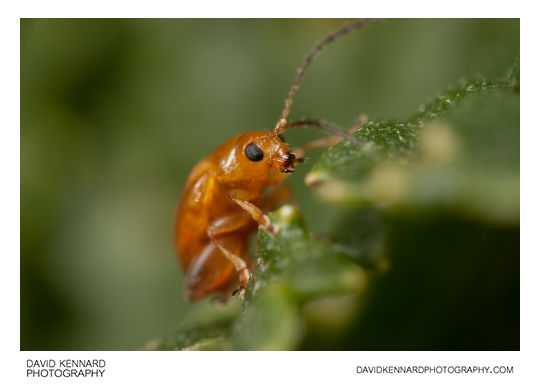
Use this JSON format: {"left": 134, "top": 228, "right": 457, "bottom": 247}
{"left": 271, "top": 19, "right": 380, "bottom": 136}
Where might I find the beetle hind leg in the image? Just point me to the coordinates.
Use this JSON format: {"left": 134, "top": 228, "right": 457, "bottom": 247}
{"left": 184, "top": 241, "right": 236, "bottom": 301}
{"left": 202, "top": 212, "right": 256, "bottom": 298}
{"left": 210, "top": 237, "right": 251, "bottom": 297}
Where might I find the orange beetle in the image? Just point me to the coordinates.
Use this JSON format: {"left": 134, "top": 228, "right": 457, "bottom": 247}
{"left": 174, "top": 20, "right": 377, "bottom": 301}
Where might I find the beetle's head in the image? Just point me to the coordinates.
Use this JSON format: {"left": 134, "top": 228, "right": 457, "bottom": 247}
{"left": 222, "top": 131, "right": 303, "bottom": 186}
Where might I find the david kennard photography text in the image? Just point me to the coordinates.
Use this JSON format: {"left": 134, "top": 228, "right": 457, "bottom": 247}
{"left": 26, "top": 359, "right": 106, "bottom": 378}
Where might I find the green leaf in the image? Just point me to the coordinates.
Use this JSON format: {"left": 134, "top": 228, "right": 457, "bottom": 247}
{"left": 306, "top": 75, "right": 519, "bottom": 224}
{"left": 254, "top": 206, "right": 367, "bottom": 301}
{"left": 507, "top": 56, "right": 520, "bottom": 92}
{"left": 232, "top": 283, "right": 303, "bottom": 351}
{"left": 232, "top": 205, "right": 368, "bottom": 350}
{"left": 143, "top": 301, "right": 240, "bottom": 350}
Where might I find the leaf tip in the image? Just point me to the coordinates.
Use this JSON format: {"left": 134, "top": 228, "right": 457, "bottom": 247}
{"left": 269, "top": 204, "right": 308, "bottom": 232}
{"left": 305, "top": 170, "right": 330, "bottom": 187}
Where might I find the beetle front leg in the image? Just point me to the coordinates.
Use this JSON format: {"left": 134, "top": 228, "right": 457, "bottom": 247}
{"left": 290, "top": 115, "right": 367, "bottom": 159}
{"left": 228, "top": 189, "right": 279, "bottom": 234}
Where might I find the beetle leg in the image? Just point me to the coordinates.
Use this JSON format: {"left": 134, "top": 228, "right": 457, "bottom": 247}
{"left": 343, "top": 114, "right": 368, "bottom": 134}
{"left": 292, "top": 136, "right": 344, "bottom": 160}
{"left": 291, "top": 115, "right": 368, "bottom": 159}
{"left": 206, "top": 212, "right": 254, "bottom": 296}
{"left": 184, "top": 242, "right": 236, "bottom": 302}
{"left": 207, "top": 211, "right": 253, "bottom": 237}
{"left": 209, "top": 238, "right": 250, "bottom": 297}
{"left": 228, "top": 190, "right": 278, "bottom": 234}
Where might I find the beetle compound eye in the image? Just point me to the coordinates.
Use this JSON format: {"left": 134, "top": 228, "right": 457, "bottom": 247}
{"left": 245, "top": 143, "right": 264, "bottom": 161}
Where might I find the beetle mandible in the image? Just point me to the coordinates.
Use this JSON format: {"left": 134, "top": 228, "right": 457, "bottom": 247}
{"left": 174, "top": 20, "right": 378, "bottom": 301}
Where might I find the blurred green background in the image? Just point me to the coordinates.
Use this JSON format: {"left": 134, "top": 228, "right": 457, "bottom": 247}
{"left": 21, "top": 19, "right": 519, "bottom": 350}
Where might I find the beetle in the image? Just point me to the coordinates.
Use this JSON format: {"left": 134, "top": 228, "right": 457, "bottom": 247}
{"left": 174, "top": 20, "right": 378, "bottom": 301}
